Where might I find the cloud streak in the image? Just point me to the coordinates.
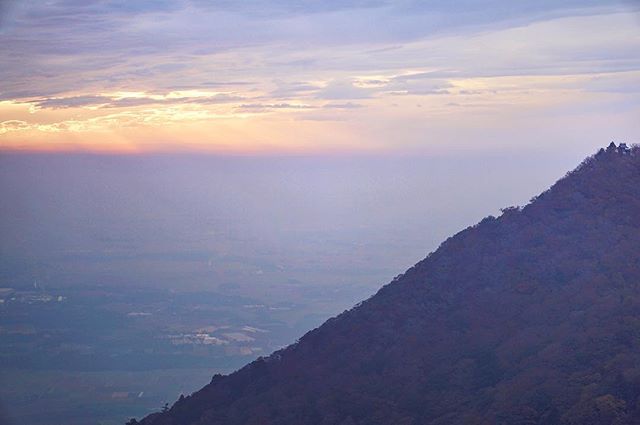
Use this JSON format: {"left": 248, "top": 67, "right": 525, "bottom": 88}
{"left": 30, "top": 92, "right": 248, "bottom": 109}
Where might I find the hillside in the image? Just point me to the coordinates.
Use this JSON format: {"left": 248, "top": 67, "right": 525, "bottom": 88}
{"left": 137, "top": 143, "right": 640, "bottom": 425}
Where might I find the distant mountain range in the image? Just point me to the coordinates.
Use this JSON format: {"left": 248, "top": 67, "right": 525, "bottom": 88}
{"left": 136, "top": 143, "right": 640, "bottom": 425}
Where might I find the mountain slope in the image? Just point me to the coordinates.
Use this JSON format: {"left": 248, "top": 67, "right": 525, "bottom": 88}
{"left": 139, "top": 143, "right": 640, "bottom": 425}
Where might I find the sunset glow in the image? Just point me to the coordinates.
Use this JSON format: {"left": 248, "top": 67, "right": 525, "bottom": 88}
{"left": 1, "top": 2, "right": 639, "bottom": 154}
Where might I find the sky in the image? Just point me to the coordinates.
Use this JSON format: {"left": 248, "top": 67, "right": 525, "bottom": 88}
{"left": 0, "top": 0, "right": 639, "bottom": 154}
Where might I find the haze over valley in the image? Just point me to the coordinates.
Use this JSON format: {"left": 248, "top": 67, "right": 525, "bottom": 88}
{"left": 1, "top": 151, "right": 585, "bottom": 424}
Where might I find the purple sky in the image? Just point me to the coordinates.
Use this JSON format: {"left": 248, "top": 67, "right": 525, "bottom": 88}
{"left": 0, "top": 0, "right": 639, "bottom": 154}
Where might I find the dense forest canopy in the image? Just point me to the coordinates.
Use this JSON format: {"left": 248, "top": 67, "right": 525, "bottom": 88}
{"left": 137, "top": 143, "right": 640, "bottom": 425}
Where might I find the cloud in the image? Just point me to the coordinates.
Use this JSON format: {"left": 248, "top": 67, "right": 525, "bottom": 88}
{"left": 33, "top": 95, "right": 112, "bottom": 109}
{"left": 1, "top": 3, "right": 635, "bottom": 106}
{"left": 322, "top": 102, "right": 364, "bottom": 109}
{"left": 392, "top": 70, "right": 459, "bottom": 81}
{"left": 238, "top": 103, "right": 315, "bottom": 112}
{"left": 0, "top": 120, "right": 30, "bottom": 134}
{"left": 316, "top": 80, "right": 373, "bottom": 100}
{"left": 384, "top": 89, "right": 451, "bottom": 96}
{"left": 582, "top": 71, "right": 640, "bottom": 93}
{"left": 269, "top": 80, "right": 323, "bottom": 99}
{"left": 103, "top": 93, "right": 246, "bottom": 108}
{"left": 27, "top": 92, "right": 247, "bottom": 110}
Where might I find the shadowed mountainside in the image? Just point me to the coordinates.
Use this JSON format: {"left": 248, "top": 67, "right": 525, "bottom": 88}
{"left": 138, "top": 143, "right": 640, "bottom": 425}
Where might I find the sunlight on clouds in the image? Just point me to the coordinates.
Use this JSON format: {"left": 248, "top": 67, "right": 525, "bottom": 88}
{"left": 165, "top": 90, "right": 227, "bottom": 99}
{"left": 107, "top": 91, "right": 150, "bottom": 100}
{"left": 352, "top": 76, "right": 392, "bottom": 88}
{"left": 104, "top": 90, "right": 234, "bottom": 101}
{"left": 0, "top": 5, "right": 638, "bottom": 153}
{"left": 0, "top": 95, "right": 367, "bottom": 153}
{"left": 0, "top": 120, "right": 31, "bottom": 134}
{"left": 2, "top": 69, "right": 639, "bottom": 153}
